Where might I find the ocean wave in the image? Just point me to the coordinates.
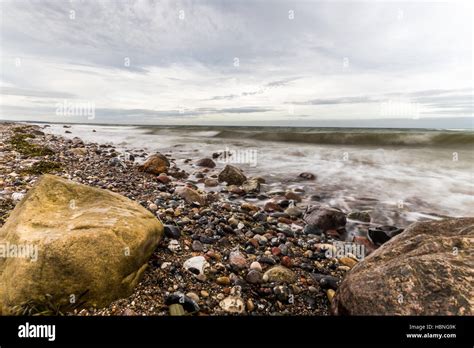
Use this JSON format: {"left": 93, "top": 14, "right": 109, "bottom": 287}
{"left": 211, "top": 130, "right": 474, "bottom": 147}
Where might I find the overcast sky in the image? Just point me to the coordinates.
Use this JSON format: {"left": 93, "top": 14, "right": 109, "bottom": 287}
{"left": 0, "top": 0, "right": 472, "bottom": 126}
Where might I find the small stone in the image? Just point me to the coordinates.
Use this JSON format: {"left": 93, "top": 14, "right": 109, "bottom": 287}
{"left": 219, "top": 296, "right": 245, "bottom": 314}
{"left": 176, "top": 186, "right": 206, "bottom": 206}
{"left": 298, "top": 172, "right": 316, "bottom": 180}
{"left": 303, "top": 224, "right": 323, "bottom": 235}
{"left": 273, "top": 285, "right": 290, "bottom": 302}
{"left": 161, "top": 262, "right": 171, "bottom": 269}
{"left": 168, "top": 240, "right": 181, "bottom": 253}
{"left": 148, "top": 203, "right": 158, "bottom": 212}
{"left": 165, "top": 292, "right": 200, "bottom": 313}
{"left": 122, "top": 308, "right": 137, "bottom": 316}
{"left": 204, "top": 178, "right": 219, "bottom": 187}
{"left": 347, "top": 211, "right": 371, "bottom": 222}
{"left": 264, "top": 201, "right": 283, "bottom": 212}
{"left": 142, "top": 153, "right": 170, "bottom": 174}
{"left": 196, "top": 158, "right": 216, "bottom": 168}
{"left": 242, "top": 179, "right": 260, "bottom": 193}
{"left": 284, "top": 206, "right": 302, "bottom": 217}
{"left": 271, "top": 247, "right": 281, "bottom": 256}
{"left": 338, "top": 265, "right": 351, "bottom": 272}
{"left": 200, "top": 290, "right": 209, "bottom": 298}
{"left": 216, "top": 276, "right": 231, "bottom": 286}
{"left": 11, "top": 192, "right": 25, "bottom": 202}
{"left": 263, "top": 265, "right": 296, "bottom": 284}
{"left": 304, "top": 207, "right": 346, "bottom": 231}
{"left": 183, "top": 256, "right": 209, "bottom": 281}
{"left": 164, "top": 225, "right": 181, "bottom": 239}
{"left": 281, "top": 256, "right": 292, "bottom": 268}
{"left": 192, "top": 240, "right": 204, "bottom": 252}
{"left": 218, "top": 165, "right": 247, "bottom": 185}
{"left": 246, "top": 299, "right": 255, "bottom": 312}
{"left": 339, "top": 256, "right": 358, "bottom": 268}
{"left": 246, "top": 270, "right": 262, "bottom": 284}
{"left": 326, "top": 289, "right": 336, "bottom": 303}
{"left": 157, "top": 173, "right": 171, "bottom": 184}
{"left": 250, "top": 261, "right": 262, "bottom": 272}
{"left": 285, "top": 191, "right": 302, "bottom": 202}
{"left": 241, "top": 202, "right": 259, "bottom": 212}
{"left": 186, "top": 292, "right": 200, "bottom": 303}
{"left": 229, "top": 250, "right": 247, "bottom": 270}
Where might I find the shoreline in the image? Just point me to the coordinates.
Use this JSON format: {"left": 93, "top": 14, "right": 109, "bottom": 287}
{"left": 0, "top": 122, "right": 471, "bottom": 316}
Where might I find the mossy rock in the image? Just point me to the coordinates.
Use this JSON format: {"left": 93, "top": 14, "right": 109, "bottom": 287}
{"left": 0, "top": 175, "right": 164, "bottom": 315}
{"left": 21, "top": 161, "right": 62, "bottom": 175}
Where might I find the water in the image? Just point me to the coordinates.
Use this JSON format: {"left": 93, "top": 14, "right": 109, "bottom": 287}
{"left": 42, "top": 123, "right": 474, "bottom": 228}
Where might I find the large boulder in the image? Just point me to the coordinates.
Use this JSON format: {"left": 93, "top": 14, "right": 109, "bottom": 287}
{"left": 333, "top": 218, "right": 474, "bottom": 315}
{"left": 0, "top": 174, "right": 163, "bottom": 314}
{"left": 218, "top": 165, "right": 247, "bottom": 185}
{"left": 141, "top": 153, "right": 170, "bottom": 174}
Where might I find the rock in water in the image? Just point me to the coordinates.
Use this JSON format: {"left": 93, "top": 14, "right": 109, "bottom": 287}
{"left": 195, "top": 158, "right": 216, "bottom": 168}
{"left": 218, "top": 165, "right": 247, "bottom": 185}
{"left": 141, "top": 153, "right": 170, "bottom": 174}
{"left": 175, "top": 187, "right": 206, "bottom": 206}
{"left": 347, "top": 211, "right": 371, "bottom": 223}
{"left": 0, "top": 174, "right": 164, "bottom": 315}
{"left": 333, "top": 218, "right": 474, "bottom": 315}
{"left": 304, "top": 206, "right": 346, "bottom": 231}
{"left": 242, "top": 179, "right": 260, "bottom": 193}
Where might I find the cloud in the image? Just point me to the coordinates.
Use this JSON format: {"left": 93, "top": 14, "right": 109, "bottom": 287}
{"left": 0, "top": 87, "right": 76, "bottom": 99}
{"left": 0, "top": 0, "right": 472, "bottom": 125}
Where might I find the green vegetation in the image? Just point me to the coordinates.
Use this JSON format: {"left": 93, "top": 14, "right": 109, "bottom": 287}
{"left": 8, "top": 133, "right": 54, "bottom": 157}
{"left": 21, "top": 160, "right": 62, "bottom": 175}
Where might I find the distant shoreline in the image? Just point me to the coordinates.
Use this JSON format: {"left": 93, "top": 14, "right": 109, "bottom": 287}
{"left": 1, "top": 117, "right": 473, "bottom": 131}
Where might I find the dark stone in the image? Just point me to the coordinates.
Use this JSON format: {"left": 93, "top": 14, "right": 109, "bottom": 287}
{"left": 164, "top": 225, "right": 181, "bottom": 239}
{"left": 368, "top": 225, "right": 403, "bottom": 246}
{"left": 299, "top": 172, "right": 316, "bottom": 180}
{"left": 303, "top": 224, "right": 323, "bottom": 235}
{"left": 246, "top": 270, "right": 262, "bottom": 284}
{"left": 165, "top": 292, "right": 200, "bottom": 313}
{"left": 304, "top": 206, "right": 346, "bottom": 231}
{"left": 196, "top": 158, "right": 216, "bottom": 168}
{"left": 258, "top": 256, "right": 277, "bottom": 265}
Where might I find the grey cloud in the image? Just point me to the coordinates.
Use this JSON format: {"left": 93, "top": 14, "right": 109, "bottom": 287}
{"left": 293, "top": 95, "right": 382, "bottom": 105}
{"left": 0, "top": 87, "right": 76, "bottom": 99}
{"left": 291, "top": 88, "right": 473, "bottom": 116}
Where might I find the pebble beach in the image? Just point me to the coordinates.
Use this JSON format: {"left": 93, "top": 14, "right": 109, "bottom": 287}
{"left": 0, "top": 122, "right": 471, "bottom": 316}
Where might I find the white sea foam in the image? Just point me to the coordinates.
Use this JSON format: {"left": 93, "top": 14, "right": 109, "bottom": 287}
{"left": 43, "top": 123, "right": 474, "bottom": 226}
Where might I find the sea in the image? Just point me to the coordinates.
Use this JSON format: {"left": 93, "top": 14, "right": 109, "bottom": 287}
{"left": 42, "top": 123, "right": 474, "bottom": 228}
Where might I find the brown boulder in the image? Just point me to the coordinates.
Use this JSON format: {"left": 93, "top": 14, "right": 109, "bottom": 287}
{"left": 218, "top": 165, "right": 247, "bottom": 185}
{"left": 141, "top": 153, "right": 170, "bottom": 175}
{"left": 333, "top": 218, "right": 474, "bottom": 315}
